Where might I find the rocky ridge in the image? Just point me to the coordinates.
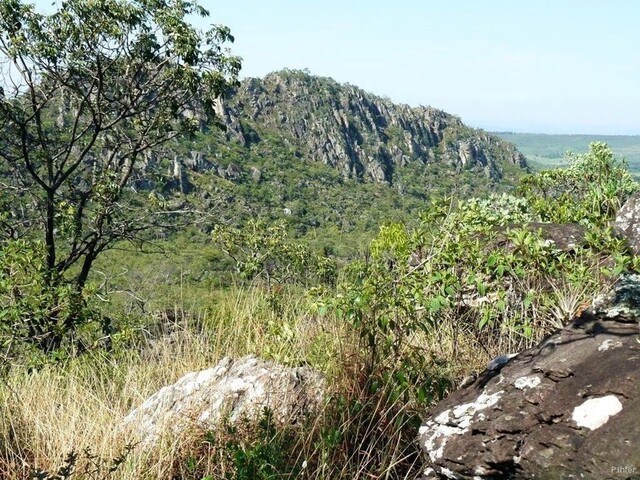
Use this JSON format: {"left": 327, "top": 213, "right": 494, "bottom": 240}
{"left": 211, "top": 69, "right": 527, "bottom": 184}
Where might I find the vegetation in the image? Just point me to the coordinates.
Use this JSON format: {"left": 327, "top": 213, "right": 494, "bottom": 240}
{"left": 495, "top": 131, "right": 640, "bottom": 172}
{"left": 1, "top": 139, "right": 637, "bottom": 478}
{"left": 0, "top": 0, "right": 240, "bottom": 353}
{"left": 0, "top": 4, "right": 637, "bottom": 478}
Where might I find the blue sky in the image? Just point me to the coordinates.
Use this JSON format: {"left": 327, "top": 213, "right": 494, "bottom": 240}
{"left": 36, "top": 0, "right": 640, "bottom": 134}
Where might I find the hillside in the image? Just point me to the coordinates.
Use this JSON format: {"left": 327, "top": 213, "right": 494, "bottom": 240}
{"left": 494, "top": 132, "right": 640, "bottom": 171}
{"left": 159, "top": 70, "right": 530, "bottom": 247}
{"left": 219, "top": 70, "right": 527, "bottom": 183}
{"left": 3, "top": 4, "right": 640, "bottom": 479}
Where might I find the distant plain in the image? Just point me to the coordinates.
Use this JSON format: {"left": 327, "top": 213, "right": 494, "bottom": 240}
{"left": 494, "top": 132, "right": 640, "bottom": 173}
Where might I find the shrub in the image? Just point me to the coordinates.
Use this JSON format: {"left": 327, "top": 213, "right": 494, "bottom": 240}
{"left": 212, "top": 219, "right": 337, "bottom": 290}
{"left": 332, "top": 143, "right": 640, "bottom": 398}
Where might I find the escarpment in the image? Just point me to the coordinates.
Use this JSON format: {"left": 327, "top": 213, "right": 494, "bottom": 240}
{"left": 214, "top": 70, "right": 527, "bottom": 184}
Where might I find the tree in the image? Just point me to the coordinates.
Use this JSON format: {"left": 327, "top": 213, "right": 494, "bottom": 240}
{"left": 0, "top": 0, "right": 240, "bottom": 352}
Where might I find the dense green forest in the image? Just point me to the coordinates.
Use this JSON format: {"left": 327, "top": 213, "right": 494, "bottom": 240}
{"left": 495, "top": 132, "right": 640, "bottom": 171}
{"left": 1, "top": 0, "right": 639, "bottom": 478}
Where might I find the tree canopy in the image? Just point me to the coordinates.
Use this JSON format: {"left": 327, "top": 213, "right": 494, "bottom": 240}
{"left": 0, "top": 0, "right": 240, "bottom": 352}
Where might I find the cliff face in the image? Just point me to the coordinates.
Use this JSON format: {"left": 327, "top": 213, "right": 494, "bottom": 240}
{"left": 217, "top": 70, "right": 527, "bottom": 184}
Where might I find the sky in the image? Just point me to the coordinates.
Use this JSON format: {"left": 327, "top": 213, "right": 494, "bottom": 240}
{"left": 34, "top": 0, "right": 640, "bottom": 135}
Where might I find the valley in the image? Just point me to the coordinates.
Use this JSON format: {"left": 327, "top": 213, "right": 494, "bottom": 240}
{"left": 495, "top": 131, "right": 640, "bottom": 172}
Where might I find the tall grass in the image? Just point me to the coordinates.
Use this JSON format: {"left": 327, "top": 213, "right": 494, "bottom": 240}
{"left": 0, "top": 272, "right": 591, "bottom": 478}
{"left": 0, "top": 285, "right": 442, "bottom": 479}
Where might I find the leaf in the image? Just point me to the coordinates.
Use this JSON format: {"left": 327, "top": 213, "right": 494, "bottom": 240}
{"left": 429, "top": 296, "right": 441, "bottom": 314}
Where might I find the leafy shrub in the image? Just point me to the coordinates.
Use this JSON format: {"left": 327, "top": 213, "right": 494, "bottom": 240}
{"left": 332, "top": 143, "right": 640, "bottom": 398}
{"left": 212, "top": 219, "right": 337, "bottom": 289}
{"left": 0, "top": 240, "right": 108, "bottom": 357}
{"left": 518, "top": 142, "right": 638, "bottom": 225}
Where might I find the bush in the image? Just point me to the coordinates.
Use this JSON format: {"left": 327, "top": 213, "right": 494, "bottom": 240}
{"left": 212, "top": 219, "right": 337, "bottom": 289}
{"left": 331, "top": 143, "right": 640, "bottom": 398}
{"left": 0, "top": 240, "right": 107, "bottom": 358}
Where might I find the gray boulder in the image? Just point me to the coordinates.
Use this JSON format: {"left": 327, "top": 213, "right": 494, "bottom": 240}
{"left": 419, "top": 275, "right": 640, "bottom": 479}
{"left": 615, "top": 192, "right": 640, "bottom": 255}
{"left": 121, "top": 355, "right": 325, "bottom": 446}
{"left": 494, "top": 222, "right": 587, "bottom": 253}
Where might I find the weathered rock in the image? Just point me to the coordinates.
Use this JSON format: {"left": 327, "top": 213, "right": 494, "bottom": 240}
{"left": 250, "top": 166, "right": 263, "bottom": 182}
{"left": 216, "top": 162, "right": 242, "bottom": 181}
{"left": 224, "top": 70, "right": 527, "bottom": 184}
{"left": 183, "top": 150, "right": 214, "bottom": 172}
{"left": 494, "top": 222, "right": 587, "bottom": 252}
{"left": 419, "top": 274, "right": 640, "bottom": 479}
{"left": 615, "top": 192, "right": 640, "bottom": 255}
{"left": 121, "top": 355, "right": 325, "bottom": 446}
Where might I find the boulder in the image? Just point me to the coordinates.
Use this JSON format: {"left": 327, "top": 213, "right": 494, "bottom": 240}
{"left": 615, "top": 192, "right": 640, "bottom": 255}
{"left": 121, "top": 355, "right": 325, "bottom": 446}
{"left": 419, "top": 275, "right": 640, "bottom": 479}
{"left": 494, "top": 222, "right": 587, "bottom": 252}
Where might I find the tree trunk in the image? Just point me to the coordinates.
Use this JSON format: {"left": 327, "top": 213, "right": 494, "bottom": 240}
{"left": 45, "top": 189, "right": 56, "bottom": 273}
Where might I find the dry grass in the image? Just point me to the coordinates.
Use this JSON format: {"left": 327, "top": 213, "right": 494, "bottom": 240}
{"left": 0, "top": 283, "right": 551, "bottom": 479}
{"left": 0, "top": 287, "right": 347, "bottom": 478}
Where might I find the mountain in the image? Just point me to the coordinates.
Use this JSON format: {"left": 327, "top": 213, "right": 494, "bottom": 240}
{"left": 0, "top": 69, "right": 529, "bottom": 254}
{"left": 211, "top": 70, "right": 528, "bottom": 185}
{"left": 144, "top": 70, "right": 531, "bottom": 250}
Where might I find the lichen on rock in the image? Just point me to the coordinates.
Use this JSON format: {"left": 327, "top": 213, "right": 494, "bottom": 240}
{"left": 418, "top": 275, "right": 640, "bottom": 479}
{"left": 121, "top": 355, "right": 325, "bottom": 446}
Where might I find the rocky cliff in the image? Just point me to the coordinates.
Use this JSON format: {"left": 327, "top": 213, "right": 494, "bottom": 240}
{"left": 154, "top": 70, "right": 531, "bottom": 242}
{"left": 215, "top": 69, "right": 527, "bottom": 184}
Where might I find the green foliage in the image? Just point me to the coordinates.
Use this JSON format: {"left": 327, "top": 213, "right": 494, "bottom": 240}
{"left": 0, "top": 0, "right": 240, "bottom": 353}
{"left": 333, "top": 143, "right": 639, "bottom": 401}
{"left": 212, "top": 220, "right": 336, "bottom": 289}
{"left": 370, "top": 223, "right": 411, "bottom": 260}
{"left": 0, "top": 240, "right": 104, "bottom": 355}
{"left": 518, "top": 142, "right": 638, "bottom": 225}
{"left": 224, "top": 410, "right": 299, "bottom": 480}
{"left": 175, "top": 410, "right": 302, "bottom": 480}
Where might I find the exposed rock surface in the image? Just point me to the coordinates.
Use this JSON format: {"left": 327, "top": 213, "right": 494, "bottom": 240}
{"left": 217, "top": 70, "right": 527, "bottom": 184}
{"left": 615, "top": 192, "right": 640, "bottom": 255}
{"left": 494, "top": 222, "right": 587, "bottom": 252}
{"left": 419, "top": 275, "right": 640, "bottom": 479}
{"left": 121, "top": 355, "right": 325, "bottom": 446}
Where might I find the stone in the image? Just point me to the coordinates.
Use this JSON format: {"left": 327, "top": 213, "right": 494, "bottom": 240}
{"left": 224, "top": 163, "right": 242, "bottom": 181}
{"left": 250, "top": 166, "right": 263, "bottom": 182}
{"left": 494, "top": 222, "right": 587, "bottom": 253}
{"left": 615, "top": 192, "right": 640, "bottom": 255}
{"left": 418, "top": 274, "right": 640, "bottom": 479}
{"left": 121, "top": 355, "right": 325, "bottom": 446}
{"left": 224, "top": 70, "right": 527, "bottom": 184}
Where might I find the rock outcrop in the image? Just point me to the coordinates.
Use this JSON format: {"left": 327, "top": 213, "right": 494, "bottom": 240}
{"left": 218, "top": 69, "right": 527, "bottom": 184}
{"left": 494, "top": 222, "right": 587, "bottom": 253}
{"left": 121, "top": 355, "right": 325, "bottom": 446}
{"left": 615, "top": 192, "right": 640, "bottom": 255}
{"left": 419, "top": 275, "right": 640, "bottom": 479}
